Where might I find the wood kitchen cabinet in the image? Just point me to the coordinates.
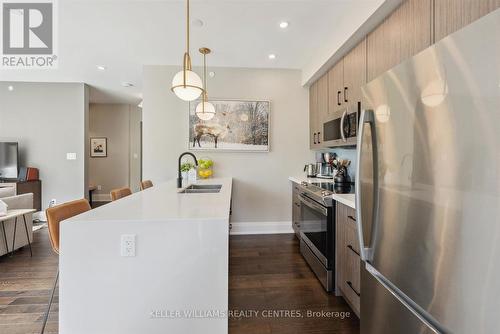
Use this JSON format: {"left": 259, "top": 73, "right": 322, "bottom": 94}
{"left": 434, "top": 0, "right": 500, "bottom": 42}
{"left": 309, "top": 73, "right": 328, "bottom": 149}
{"left": 292, "top": 183, "right": 301, "bottom": 239}
{"left": 336, "top": 202, "right": 360, "bottom": 317}
{"left": 367, "top": 0, "right": 431, "bottom": 82}
{"left": 328, "top": 60, "right": 344, "bottom": 115}
{"left": 316, "top": 73, "right": 329, "bottom": 147}
{"left": 342, "top": 38, "right": 367, "bottom": 111}
{"left": 309, "top": 81, "right": 318, "bottom": 149}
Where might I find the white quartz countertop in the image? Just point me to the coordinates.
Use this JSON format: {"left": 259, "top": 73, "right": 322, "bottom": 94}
{"left": 67, "top": 177, "right": 233, "bottom": 223}
{"left": 289, "top": 176, "right": 356, "bottom": 209}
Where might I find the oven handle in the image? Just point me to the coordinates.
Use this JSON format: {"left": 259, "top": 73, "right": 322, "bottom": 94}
{"left": 298, "top": 193, "right": 328, "bottom": 216}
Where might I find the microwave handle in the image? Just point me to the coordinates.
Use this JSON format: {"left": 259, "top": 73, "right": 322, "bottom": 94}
{"left": 340, "top": 109, "right": 348, "bottom": 142}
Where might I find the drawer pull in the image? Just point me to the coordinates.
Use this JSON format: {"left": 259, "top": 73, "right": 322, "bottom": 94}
{"left": 295, "top": 203, "right": 301, "bottom": 207}
{"left": 347, "top": 281, "right": 360, "bottom": 297}
{"left": 347, "top": 244, "right": 360, "bottom": 257}
{"left": 348, "top": 215, "right": 356, "bottom": 222}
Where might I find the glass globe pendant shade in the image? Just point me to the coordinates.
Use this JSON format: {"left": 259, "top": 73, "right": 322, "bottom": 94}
{"left": 171, "top": 69, "right": 203, "bottom": 101}
{"left": 196, "top": 100, "right": 216, "bottom": 120}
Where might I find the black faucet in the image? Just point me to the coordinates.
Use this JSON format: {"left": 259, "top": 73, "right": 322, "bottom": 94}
{"left": 177, "top": 152, "right": 198, "bottom": 188}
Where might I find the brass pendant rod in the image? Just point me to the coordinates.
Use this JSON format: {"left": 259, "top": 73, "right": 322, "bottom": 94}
{"left": 182, "top": 0, "right": 191, "bottom": 87}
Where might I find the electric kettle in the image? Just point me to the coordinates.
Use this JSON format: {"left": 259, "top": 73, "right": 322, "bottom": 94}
{"left": 303, "top": 164, "right": 317, "bottom": 178}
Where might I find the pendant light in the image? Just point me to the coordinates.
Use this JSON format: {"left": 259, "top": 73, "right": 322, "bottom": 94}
{"left": 171, "top": 0, "right": 203, "bottom": 101}
{"left": 195, "top": 47, "right": 216, "bottom": 121}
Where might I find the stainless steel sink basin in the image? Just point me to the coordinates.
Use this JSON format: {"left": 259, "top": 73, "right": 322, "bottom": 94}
{"left": 179, "top": 184, "right": 222, "bottom": 194}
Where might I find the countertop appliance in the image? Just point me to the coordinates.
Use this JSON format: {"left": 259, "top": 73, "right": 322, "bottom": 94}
{"left": 297, "top": 181, "right": 354, "bottom": 291}
{"left": 322, "top": 102, "right": 359, "bottom": 147}
{"left": 357, "top": 12, "right": 500, "bottom": 334}
{"left": 303, "top": 164, "right": 317, "bottom": 178}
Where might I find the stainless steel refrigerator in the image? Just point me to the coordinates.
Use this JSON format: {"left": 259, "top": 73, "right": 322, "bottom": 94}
{"left": 356, "top": 9, "right": 500, "bottom": 334}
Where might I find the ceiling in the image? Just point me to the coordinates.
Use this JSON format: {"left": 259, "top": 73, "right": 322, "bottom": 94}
{"left": 0, "top": 0, "right": 385, "bottom": 104}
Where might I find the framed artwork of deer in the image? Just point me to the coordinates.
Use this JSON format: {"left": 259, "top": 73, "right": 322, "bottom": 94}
{"left": 189, "top": 99, "right": 270, "bottom": 152}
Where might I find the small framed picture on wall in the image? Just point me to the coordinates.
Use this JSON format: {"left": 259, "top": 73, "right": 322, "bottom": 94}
{"left": 90, "top": 137, "right": 107, "bottom": 157}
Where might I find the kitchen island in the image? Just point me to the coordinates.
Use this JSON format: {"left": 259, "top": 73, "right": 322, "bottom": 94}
{"left": 59, "top": 177, "right": 232, "bottom": 334}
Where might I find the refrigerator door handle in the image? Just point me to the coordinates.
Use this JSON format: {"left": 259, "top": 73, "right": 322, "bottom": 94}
{"left": 355, "top": 109, "right": 379, "bottom": 262}
{"left": 365, "top": 263, "right": 446, "bottom": 334}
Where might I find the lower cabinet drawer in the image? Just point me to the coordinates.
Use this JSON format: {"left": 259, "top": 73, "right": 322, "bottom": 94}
{"left": 337, "top": 202, "right": 361, "bottom": 317}
{"left": 340, "top": 246, "right": 361, "bottom": 315}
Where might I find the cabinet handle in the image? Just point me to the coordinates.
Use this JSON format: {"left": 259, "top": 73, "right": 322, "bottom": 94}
{"left": 294, "top": 203, "right": 300, "bottom": 207}
{"left": 347, "top": 244, "right": 360, "bottom": 257}
{"left": 313, "top": 133, "right": 317, "bottom": 144}
{"left": 317, "top": 132, "right": 321, "bottom": 144}
{"left": 344, "top": 87, "right": 348, "bottom": 102}
{"left": 337, "top": 91, "right": 341, "bottom": 106}
{"left": 348, "top": 215, "right": 356, "bottom": 222}
{"left": 347, "top": 281, "right": 361, "bottom": 297}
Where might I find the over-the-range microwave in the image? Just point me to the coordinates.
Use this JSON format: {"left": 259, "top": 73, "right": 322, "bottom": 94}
{"left": 321, "top": 102, "right": 360, "bottom": 147}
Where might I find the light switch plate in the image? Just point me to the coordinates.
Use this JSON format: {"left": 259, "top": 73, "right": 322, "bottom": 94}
{"left": 66, "top": 153, "right": 77, "bottom": 160}
{"left": 121, "top": 234, "right": 136, "bottom": 257}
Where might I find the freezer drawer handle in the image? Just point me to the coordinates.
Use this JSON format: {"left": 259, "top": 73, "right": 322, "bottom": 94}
{"left": 346, "top": 281, "right": 360, "bottom": 297}
{"left": 347, "top": 244, "right": 360, "bottom": 257}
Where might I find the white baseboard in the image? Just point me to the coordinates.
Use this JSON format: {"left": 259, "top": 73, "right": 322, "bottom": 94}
{"left": 230, "top": 221, "right": 294, "bottom": 235}
{"left": 93, "top": 194, "right": 111, "bottom": 202}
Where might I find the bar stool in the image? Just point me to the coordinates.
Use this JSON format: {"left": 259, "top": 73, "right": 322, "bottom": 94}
{"left": 110, "top": 187, "right": 132, "bottom": 201}
{"left": 40, "top": 199, "right": 91, "bottom": 334}
{"left": 140, "top": 180, "right": 153, "bottom": 190}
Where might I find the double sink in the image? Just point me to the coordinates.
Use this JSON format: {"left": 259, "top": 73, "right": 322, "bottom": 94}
{"left": 178, "top": 184, "right": 222, "bottom": 194}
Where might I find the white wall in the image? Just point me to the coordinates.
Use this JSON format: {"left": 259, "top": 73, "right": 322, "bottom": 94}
{"left": 143, "top": 66, "right": 313, "bottom": 224}
{"left": 0, "top": 82, "right": 89, "bottom": 208}
{"left": 89, "top": 103, "right": 142, "bottom": 201}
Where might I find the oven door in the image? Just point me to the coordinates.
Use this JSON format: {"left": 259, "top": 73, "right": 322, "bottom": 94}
{"left": 298, "top": 193, "right": 333, "bottom": 268}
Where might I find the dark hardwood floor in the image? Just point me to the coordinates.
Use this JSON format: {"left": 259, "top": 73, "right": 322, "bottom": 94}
{"left": 229, "top": 234, "right": 359, "bottom": 334}
{"left": 0, "top": 229, "right": 59, "bottom": 334}
{"left": 0, "top": 231, "right": 359, "bottom": 334}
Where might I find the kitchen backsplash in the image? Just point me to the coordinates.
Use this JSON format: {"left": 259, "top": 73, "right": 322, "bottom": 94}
{"left": 316, "top": 147, "right": 357, "bottom": 182}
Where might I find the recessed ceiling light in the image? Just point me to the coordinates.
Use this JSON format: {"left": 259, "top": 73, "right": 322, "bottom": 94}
{"left": 121, "top": 82, "right": 134, "bottom": 87}
{"left": 279, "top": 21, "right": 289, "bottom": 29}
{"left": 192, "top": 18, "right": 204, "bottom": 27}
{"left": 7, "top": 85, "right": 14, "bottom": 91}
{"left": 268, "top": 54, "right": 276, "bottom": 60}
{"left": 96, "top": 65, "right": 107, "bottom": 71}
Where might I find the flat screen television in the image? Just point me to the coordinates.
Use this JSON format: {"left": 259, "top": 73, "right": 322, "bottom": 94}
{"left": 0, "top": 142, "right": 19, "bottom": 180}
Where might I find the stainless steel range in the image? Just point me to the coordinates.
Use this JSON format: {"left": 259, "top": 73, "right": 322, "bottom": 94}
{"left": 297, "top": 181, "right": 354, "bottom": 292}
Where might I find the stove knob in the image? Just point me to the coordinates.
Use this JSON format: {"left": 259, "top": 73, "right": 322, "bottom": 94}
{"left": 301, "top": 182, "right": 308, "bottom": 186}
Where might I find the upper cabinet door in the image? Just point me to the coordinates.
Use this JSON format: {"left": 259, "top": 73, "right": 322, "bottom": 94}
{"left": 343, "top": 38, "right": 367, "bottom": 110}
{"left": 434, "top": 0, "right": 500, "bottom": 42}
{"left": 328, "top": 60, "right": 344, "bottom": 115}
{"left": 317, "top": 74, "right": 329, "bottom": 147}
{"left": 309, "top": 81, "right": 318, "bottom": 149}
{"left": 367, "top": 0, "right": 431, "bottom": 82}
{"left": 400, "top": 0, "right": 432, "bottom": 59}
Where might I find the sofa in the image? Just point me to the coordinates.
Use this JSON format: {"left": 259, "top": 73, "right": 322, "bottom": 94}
{"left": 0, "top": 186, "right": 15, "bottom": 198}
{"left": 0, "top": 193, "right": 34, "bottom": 256}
